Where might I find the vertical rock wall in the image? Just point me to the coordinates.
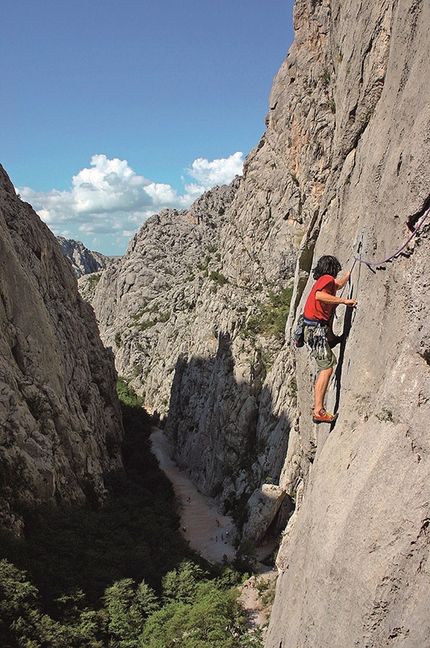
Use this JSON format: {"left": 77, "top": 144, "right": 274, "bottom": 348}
{"left": 263, "top": 0, "right": 430, "bottom": 645}
{"left": 0, "top": 166, "right": 123, "bottom": 533}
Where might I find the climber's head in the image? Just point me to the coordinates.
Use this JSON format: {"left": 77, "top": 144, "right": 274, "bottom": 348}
{"left": 312, "top": 255, "right": 342, "bottom": 280}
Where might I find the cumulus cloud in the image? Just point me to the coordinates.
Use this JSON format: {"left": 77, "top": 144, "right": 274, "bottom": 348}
{"left": 18, "top": 152, "right": 243, "bottom": 255}
{"left": 186, "top": 151, "right": 243, "bottom": 189}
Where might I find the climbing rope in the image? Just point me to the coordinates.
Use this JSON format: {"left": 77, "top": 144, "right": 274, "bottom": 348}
{"left": 339, "top": 205, "right": 430, "bottom": 298}
{"left": 331, "top": 205, "right": 429, "bottom": 427}
{"left": 339, "top": 205, "right": 430, "bottom": 301}
{"left": 353, "top": 205, "right": 430, "bottom": 269}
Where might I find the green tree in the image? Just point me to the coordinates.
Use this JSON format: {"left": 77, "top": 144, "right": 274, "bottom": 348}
{"left": 0, "top": 559, "right": 102, "bottom": 648}
{"left": 162, "top": 560, "right": 206, "bottom": 604}
{"left": 104, "top": 577, "right": 159, "bottom": 647}
{"left": 141, "top": 580, "right": 248, "bottom": 647}
{"left": 185, "top": 582, "right": 244, "bottom": 646}
{"left": 233, "top": 539, "right": 258, "bottom": 573}
{"left": 140, "top": 601, "right": 188, "bottom": 647}
{"left": 0, "top": 558, "right": 40, "bottom": 645}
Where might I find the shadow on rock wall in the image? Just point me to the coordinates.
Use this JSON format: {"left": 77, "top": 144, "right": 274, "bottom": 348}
{"left": 164, "top": 331, "right": 294, "bottom": 540}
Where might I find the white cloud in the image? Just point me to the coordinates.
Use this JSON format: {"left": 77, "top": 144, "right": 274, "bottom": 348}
{"left": 186, "top": 151, "right": 243, "bottom": 189}
{"left": 18, "top": 152, "right": 243, "bottom": 255}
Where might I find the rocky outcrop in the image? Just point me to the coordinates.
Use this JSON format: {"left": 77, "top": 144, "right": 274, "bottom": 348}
{"left": 88, "top": 180, "right": 295, "bottom": 509}
{"left": 263, "top": 0, "right": 430, "bottom": 645}
{"left": 0, "top": 166, "right": 123, "bottom": 534}
{"left": 58, "top": 236, "right": 110, "bottom": 277}
{"left": 241, "top": 484, "right": 287, "bottom": 546}
{"left": 86, "top": 0, "right": 429, "bottom": 644}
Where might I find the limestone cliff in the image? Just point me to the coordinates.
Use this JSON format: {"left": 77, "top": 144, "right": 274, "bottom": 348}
{"left": 58, "top": 236, "right": 110, "bottom": 278}
{"left": 86, "top": 179, "right": 293, "bottom": 508}
{"left": 86, "top": 0, "right": 429, "bottom": 644}
{"left": 0, "top": 166, "right": 123, "bottom": 534}
{"left": 262, "top": 0, "right": 430, "bottom": 645}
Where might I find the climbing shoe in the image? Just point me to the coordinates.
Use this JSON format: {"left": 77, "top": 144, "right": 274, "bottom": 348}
{"left": 312, "top": 408, "right": 338, "bottom": 424}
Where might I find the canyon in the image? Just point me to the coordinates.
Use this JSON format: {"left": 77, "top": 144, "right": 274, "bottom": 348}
{"left": 1, "top": 0, "right": 429, "bottom": 645}
{"left": 87, "top": 0, "right": 430, "bottom": 644}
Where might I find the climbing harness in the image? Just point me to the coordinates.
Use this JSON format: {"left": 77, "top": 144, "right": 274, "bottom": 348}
{"left": 293, "top": 315, "right": 328, "bottom": 349}
{"left": 303, "top": 319, "right": 332, "bottom": 361}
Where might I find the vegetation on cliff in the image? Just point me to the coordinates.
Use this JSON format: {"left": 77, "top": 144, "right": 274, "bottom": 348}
{"left": 0, "top": 558, "right": 260, "bottom": 647}
{"left": 0, "top": 382, "right": 262, "bottom": 647}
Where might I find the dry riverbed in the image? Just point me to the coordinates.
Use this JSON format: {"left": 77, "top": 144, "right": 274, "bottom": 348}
{"left": 150, "top": 427, "right": 236, "bottom": 562}
{"left": 150, "top": 427, "right": 278, "bottom": 638}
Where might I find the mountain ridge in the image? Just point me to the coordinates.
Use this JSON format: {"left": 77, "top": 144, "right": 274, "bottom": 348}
{"left": 57, "top": 236, "right": 110, "bottom": 277}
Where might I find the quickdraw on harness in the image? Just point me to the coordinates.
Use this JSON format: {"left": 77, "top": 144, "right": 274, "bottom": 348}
{"left": 293, "top": 314, "right": 330, "bottom": 358}
{"left": 303, "top": 317, "right": 331, "bottom": 360}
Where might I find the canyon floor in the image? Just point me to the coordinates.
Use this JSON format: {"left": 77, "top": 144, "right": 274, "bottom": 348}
{"left": 150, "top": 427, "right": 237, "bottom": 562}
{"left": 150, "top": 427, "right": 278, "bottom": 634}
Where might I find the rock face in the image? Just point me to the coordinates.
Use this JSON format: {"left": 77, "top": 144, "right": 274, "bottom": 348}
{"left": 58, "top": 236, "right": 110, "bottom": 277}
{"left": 88, "top": 180, "right": 294, "bottom": 510}
{"left": 86, "top": 0, "right": 430, "bottom": 644}
{"left": 0, "top": 166, "right": 123, "bottom": 534}
{"left": 263, "top": 0, "right": 430, "bottom": 645}
{"left": 241, "top": 484, "right": 287, "bottom": 546}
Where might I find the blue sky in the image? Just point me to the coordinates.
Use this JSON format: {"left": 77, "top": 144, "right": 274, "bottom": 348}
{"left": 1, "top": 0, "right": 294, "bottom": 255}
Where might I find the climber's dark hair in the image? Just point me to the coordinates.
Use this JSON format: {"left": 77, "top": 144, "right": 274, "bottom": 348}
{"left": 312, "top": 255, "right": 342, "bottom": 280}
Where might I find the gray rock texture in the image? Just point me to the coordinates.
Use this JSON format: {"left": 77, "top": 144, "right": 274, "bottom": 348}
{"left": 58, "top": 236, "right": 110, "bottom": 277}
{"left": 0, "top": 166, "right": 123, "bottom": 534}
{"left": 86, "top": 0, "right": 430, "bottom": 644}
{"left": 89, "top": 180, "right": 295, "bottom": 511}
{"left": 264, "top": 0, "right": 430, "bottom": 645}
{"left": 242, "top": 484, "right": 286, "bottom": 546}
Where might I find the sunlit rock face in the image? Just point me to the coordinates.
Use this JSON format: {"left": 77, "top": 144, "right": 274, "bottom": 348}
{"left": 263, "top": 0, "right": 430, "bottom": 645}
{"left": 57, "top": 236, "right": 109, "bottom": 278}
{"left": 86, "top": 0, "right": 429, "bottom": 643}
{"left": 0, "top": 165, "right": 123, "bottom": 534}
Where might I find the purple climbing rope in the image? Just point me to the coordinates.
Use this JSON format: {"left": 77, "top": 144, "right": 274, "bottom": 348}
{"left": 354, "top": 205, "right": 430, "bottom": 268}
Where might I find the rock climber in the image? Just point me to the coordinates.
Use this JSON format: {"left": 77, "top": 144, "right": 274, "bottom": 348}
{"left": 303, "top": 255, "right": 357, "bottom": 423}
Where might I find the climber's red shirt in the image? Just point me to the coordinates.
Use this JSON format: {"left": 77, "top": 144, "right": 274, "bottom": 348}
{"left": 304, "top": 274, "right": 336, "bottom": 322}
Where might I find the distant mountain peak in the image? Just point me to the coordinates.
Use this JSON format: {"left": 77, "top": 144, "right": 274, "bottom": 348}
{"left": 57, "top": 236, "right": 110, "bottom": 277}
